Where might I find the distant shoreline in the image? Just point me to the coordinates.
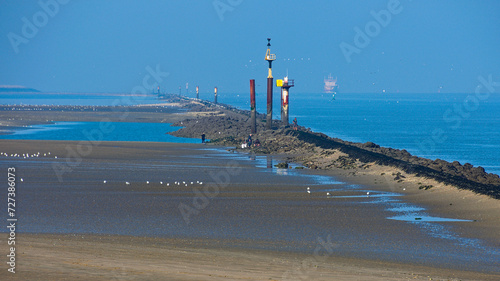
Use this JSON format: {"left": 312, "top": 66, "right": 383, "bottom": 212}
{"left": 0, "top": 91, "right": 157, "bottom": 96}
{"left": 0, "top": 88, "right": 40, "bottom": 93}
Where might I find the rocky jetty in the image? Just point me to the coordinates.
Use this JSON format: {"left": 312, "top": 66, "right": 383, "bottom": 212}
{"left": 169, "top": 95, "right": 500, "bottom": 199}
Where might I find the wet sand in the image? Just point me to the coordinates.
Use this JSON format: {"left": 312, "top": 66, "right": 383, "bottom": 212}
{"left": 0, "top": 139, "right": 499, "bottom": 280}
{"left": 2, "top": 233, "right": 499, "bottom": 281}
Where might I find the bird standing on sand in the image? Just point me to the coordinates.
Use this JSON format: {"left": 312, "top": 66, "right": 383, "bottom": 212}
{"left": 307, "top": 187, "right": 311, "bottom": 194}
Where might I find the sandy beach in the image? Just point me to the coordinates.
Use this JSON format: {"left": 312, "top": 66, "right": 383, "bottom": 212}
{"left": 0, "top": 138, "right": 498, "bottom": 280}
{"left": 0, "top": 103, "right": 499, "bottom": 280}
{"left": 2, "top": 233, "right": 499, "bottom": 281}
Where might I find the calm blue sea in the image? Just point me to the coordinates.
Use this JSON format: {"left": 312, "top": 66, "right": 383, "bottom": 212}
{"left": 2, "top": 92, "right": 499, "bottom": 174}
{"left": 0, "top": 121, "right": 198, "bottom": 143}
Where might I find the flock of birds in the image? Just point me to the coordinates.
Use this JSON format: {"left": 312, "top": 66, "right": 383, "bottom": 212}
{"left": 307, "top": 186, "right": 371, "bottom": 198}
{"left": 4, "top": 105, "right": 99, "bottom": 112}
{"left": 3, "top": 150, "right": 374, "bottom": 197}
{"left": 0, "top": 151, "right": 59, "bottom": 159}
{"left": 103, "top": 180, "right": 204, "bottom": 186}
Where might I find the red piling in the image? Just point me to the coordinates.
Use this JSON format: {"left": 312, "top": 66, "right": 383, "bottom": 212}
{"left": 250, "top": 79, "right": 256, "bottom": 134}
{"left": 266, "top": 77, "right": 273, "bottom": 129}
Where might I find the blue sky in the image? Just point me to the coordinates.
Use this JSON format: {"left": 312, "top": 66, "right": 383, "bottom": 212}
{"left": 1, "top": 0, "right": 499, "bottom": 94}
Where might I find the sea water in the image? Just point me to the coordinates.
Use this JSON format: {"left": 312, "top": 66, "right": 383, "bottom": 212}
{"left": 0, "top": 121, "right": 199, "bottom": 143}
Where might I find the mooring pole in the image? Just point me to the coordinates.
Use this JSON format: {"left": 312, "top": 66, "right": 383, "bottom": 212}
{"left": 265, "top": 38, "right": 276, "bottom": 130}
{"left": 282, "top": 83, "right": 290, "bottom": 126}
{"left": 266, "top": 77, "right": 273, "bottom": 129}
{"left": 214, "top": 87, "right": 218, "bottom": 104}
{"left": 277, "top": 76, "right": 294, "bottom": 126}
{"left": 280, "top": 87, "right": 284, "bottom": 122}
{"left": 196, "top": 86, "right": 199, "bottom": 99}
{"left": 250, "top": 79, "right": 256, "bottom": 134}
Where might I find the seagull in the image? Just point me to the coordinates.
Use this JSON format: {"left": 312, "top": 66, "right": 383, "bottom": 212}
{"left": 160, "top": 181, "right": 163, "bottom": 184}
{"left": 199, "top": 182, "right": 203, "bottom": 185}
{"left": 125, "top": 182, "right": 130, "bottom": 185}
{"left": 146, "top": 181, "right": 149, "bottom": 184}
{"left": 20, "top": 178, "right": 23, "bottom": 182}
{"left": 327, "top": 192, "right": 330, "bottom": 196}
{"left": 367, "top": 192, "right": 370, "bottom": 196}
{"left": 166, "top": 183, "right": 170, "bottom": 186}
{"left": 307, "top": 187, "right": 311, "bottom": 194}
{"left": 190, "top": 182, "right": 194, "bottom": 185}
{"left": 103, "top": 180, "right": 106, "bottom": 183}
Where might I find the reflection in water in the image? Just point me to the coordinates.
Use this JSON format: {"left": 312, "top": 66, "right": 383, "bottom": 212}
{"left": 387, "top": 215, "right": 473, "bottom": 222}
{"left": 276, "top": 169, "right": 289, "bottom": 176}
{"left": 267, "top": 155, "right": 272, "bottom": 169}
